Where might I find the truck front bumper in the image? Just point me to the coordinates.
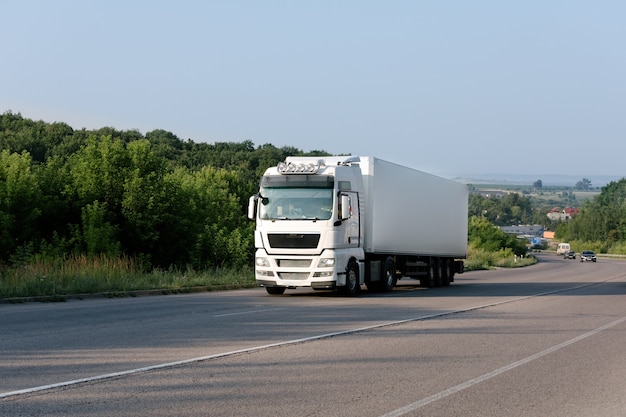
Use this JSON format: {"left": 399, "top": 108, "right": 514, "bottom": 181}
{"left": 256, "top": 279, "right": 336, "bottom": 290}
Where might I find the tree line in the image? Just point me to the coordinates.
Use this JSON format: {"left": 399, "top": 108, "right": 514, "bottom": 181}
{"left": 556, "top": 178, "right": 626, "bottom": 253}
{"left": 3, "top": 110, "right": 625, "bottom": 273}
{"left": 0, "top": 111, "right": 328, "bottom": 269}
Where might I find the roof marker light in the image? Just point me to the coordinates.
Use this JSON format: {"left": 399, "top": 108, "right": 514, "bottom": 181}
{"left": 277, "top": 161, "right": 321, "bottom": 174}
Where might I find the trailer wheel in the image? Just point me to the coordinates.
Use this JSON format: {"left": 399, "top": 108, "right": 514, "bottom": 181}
{"left": 266, "top": 287, "right": 286, "bottom": 295}
{"left": 449, "top": 260, "right": 456, "bottom": 282}
{"left": 381, "top": 257, "right": 397, "bottom": 292}
{"left": 434, "top": 259, "right": 443, "bottom": 287}
{"left": 420, "top": 263, "right": 435, "bottom": 288}
{"left": 341, "top": 261, "right": 360, "bottom": 296}
{"left": 441, "top": 259, "right": 452, "bottom": 287}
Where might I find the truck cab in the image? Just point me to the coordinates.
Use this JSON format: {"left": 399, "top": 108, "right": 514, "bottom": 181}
{"left": 248, "top": 157, "right": 364, "bottom": 295}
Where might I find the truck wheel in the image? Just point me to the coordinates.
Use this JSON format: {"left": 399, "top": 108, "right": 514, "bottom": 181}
{"left": 381, "top": 257, "right": 397, "bottom": 292}
{"left": 441, "top": 259, "right": 452, "bottom": 287}
{"left": 341, "top": 261, "right": 360, "bottom": 296}
{"left": 449, "top": 259, "right": 456, "bottom": 282}
{"left": 421, "top": 263, "right": 435, "bottom": 288}
{"left": 433, "top": 259, "right": 443, "bottom": 287}
{"left": 266, "top": 287, "right": 286, "bottom": 295}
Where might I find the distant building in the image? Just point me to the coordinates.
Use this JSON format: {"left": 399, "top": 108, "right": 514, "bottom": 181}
{"left": 547, "top": 207, "right": 579, "bottom": 221}
{"left": 501, "top": 224, "right": 546, "bottom": 248}
{"left": 500, "top": 225, "right": 544, "bottom": 237}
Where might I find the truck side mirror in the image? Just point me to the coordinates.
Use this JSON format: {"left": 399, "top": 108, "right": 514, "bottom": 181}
{"left": 247, "top": 195, "right": 257, "bottom": 220}
{"left": 341, "top": 195, "right": 351, "bottom": 220}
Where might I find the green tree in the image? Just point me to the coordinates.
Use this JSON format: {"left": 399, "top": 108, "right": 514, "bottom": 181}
{"left": 0, "top": 111, "right": 76, "bottom": 163}
{"left": 575, "top": 178, "right": 592, "bottom": 190}
{"left": 145, "top": 129, "right": 183, "bottom": 161}
{"left": 81, "top": 201, "right": 120, "bottom": 256}
{"left": 0, "top": 150, "right": 42, "bottom": 260}
{"left": 179, "top": 165, "right": 253, "bottom": 268}
{"left": 567, "top": 178, "right": 626, "bottom": 244}
{"left": 120, "top": 139, "right": 170, "bottom": 259}
{"left": 67, "top": 135, "right": 129, "bottom": 210}
{"left": 468, "top": 216, "right": 528, "bottom": 256}
{"left": 0, "top": 113, "right": 334, "bottom": 269}
{"left": 468, "top": 192, "right": 533, "bottom": 226}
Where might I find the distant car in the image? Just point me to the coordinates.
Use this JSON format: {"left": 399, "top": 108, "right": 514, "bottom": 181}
{"left": 580, "top": 250, "right": 597, "bottom": 262}
{"left": 563, "top": 250, "right": 576, "bottom": 259}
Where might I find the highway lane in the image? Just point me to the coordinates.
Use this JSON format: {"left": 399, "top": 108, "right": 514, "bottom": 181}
{"left": 1, "top": 253, "right": 625, "bottom": 416}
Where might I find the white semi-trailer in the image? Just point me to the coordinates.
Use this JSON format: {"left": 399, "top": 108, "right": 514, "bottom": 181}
{"left": 248, "top": 156, "right": 468, "bottom": 295}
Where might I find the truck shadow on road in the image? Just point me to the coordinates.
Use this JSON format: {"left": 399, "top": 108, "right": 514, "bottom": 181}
{"left": 389, "top": 279, "right": 626, "bottom": 297}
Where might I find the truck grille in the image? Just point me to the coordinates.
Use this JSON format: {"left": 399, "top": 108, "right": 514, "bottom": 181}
{"left": 268, "top": 233, "right": 320, "bottom": 249}
{"left": 278, "top": 259, "right": 312, "bottom": 268}
{"left": 278, "top": 272, "right": 310, "bottom": 280}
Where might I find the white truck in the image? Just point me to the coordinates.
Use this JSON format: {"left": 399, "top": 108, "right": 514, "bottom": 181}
{"left": 248, "top": 156, "right": 468, "bottom": 295}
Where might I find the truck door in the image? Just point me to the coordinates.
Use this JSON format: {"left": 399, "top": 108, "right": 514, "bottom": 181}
{"left": 341, "top": 192, "right": 360, "bottom": 247}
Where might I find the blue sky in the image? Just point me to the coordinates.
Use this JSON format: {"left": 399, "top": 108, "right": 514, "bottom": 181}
{"left": 2, "top": 1, "right": 625, "bottom": 179}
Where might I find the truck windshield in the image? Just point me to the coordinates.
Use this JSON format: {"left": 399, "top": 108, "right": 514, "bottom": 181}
{"left": 259, "top": 187, "right": 333, "bottom": 220}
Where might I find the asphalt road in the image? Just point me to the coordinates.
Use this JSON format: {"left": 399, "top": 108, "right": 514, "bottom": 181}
{"left": 2, "top": 253, "right": 625, "bottom": 416}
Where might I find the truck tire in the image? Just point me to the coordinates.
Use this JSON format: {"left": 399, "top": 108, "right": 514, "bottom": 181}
{"left": 381, "top": 257, "right": 397, "bottom": 292}
{"left": 341, "top": 261, "right": 360, "bottom": 296}
{"left": 441, "top": 259, "right": 452, "bottom": 287}
{"left": 421, "top": 263, "right": 435, "bottom": 288}
{"left": 434, "top": 259, "right": 443, "bottom": 287}
{"left": 266, "top": 287, "right": 286, "bottom": 295}
{"left": 449, "top": 259, "right": 457, "bottom": 282}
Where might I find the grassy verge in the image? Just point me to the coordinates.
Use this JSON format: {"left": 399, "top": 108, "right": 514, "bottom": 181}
{"left": 464, "top": 247, "right": 537, "bottom": 271}
{"left": 0, "top": 254, "right": 256, "bottom": 301}
{"left": 2, "top": 250, "right": 537, "bottom": 301}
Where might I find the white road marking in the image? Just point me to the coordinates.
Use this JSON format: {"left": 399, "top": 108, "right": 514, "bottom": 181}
{"left": 380, "top": 315, "right": 626, "bottom": 417}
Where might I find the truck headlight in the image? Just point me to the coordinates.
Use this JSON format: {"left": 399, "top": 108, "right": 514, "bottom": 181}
{"left": 256, "top": 257, "right": 270, "bottom": 267}
{"left": 318, "top": 258, "right": 335, "bottom": 268}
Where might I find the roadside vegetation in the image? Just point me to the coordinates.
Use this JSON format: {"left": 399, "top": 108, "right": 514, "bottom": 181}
{"left": 554, "top": 178, "right": 626, "bottom": 255}
{"left": 0, "top": 255, "right": 255, "bottom": 301}
{"left": 1, "top": 112, "right": 624, "bottom": 300}
{"left": 464, "top": 247, "right": 536, "bottom": 271}
{"left": 464, "top": 215, "right": 536, "bottom": 271}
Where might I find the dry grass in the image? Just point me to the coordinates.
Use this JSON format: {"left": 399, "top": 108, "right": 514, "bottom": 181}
{"left": 0, "top": 254, "right": 256, "bottom": 301}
